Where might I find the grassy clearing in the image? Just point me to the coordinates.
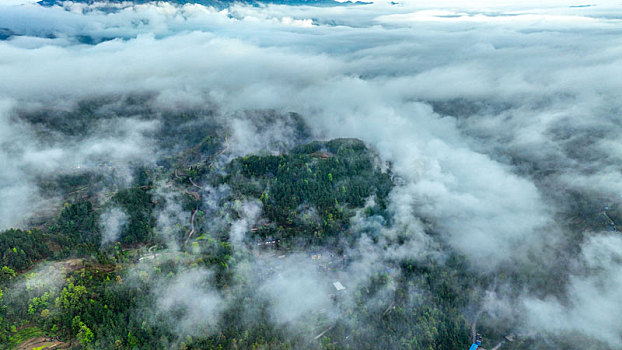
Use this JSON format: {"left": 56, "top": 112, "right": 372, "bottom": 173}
{"left": 7, "top": 325, "right": 44, "bottom": 348}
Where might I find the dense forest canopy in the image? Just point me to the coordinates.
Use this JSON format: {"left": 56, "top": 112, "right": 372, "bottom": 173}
{"left": 1, "top": 1, "right": 622, "bottom": 349}
{"left": 0, "top": 133, "right": 477, "bottom": 349}
{"left": 0, "top": 105, "right": 617, "bottom": 349}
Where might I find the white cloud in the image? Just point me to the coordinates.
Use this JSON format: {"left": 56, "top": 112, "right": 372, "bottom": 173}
{"left": 1, "top": 1, "right": 622, "bottom": 345}
{"left": 100, "top": 207, "right": 128, "bottom": 244}
{"left": 524, "top": 233, "right": 622, "bottom": 347}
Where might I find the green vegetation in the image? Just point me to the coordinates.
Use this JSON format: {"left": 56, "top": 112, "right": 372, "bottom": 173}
{"left": 225, "top": 138, "right": 393, "bottom": 246}
{"left": 6, "top": 326, "right": 44, "bottom": 348}
{"left": 0, "top": 229, "right": 50, "bottom": 271}
{"left": 0, "top": 138, "right": 482, "bottom": 349}
{"left": 110, "top": 187, "right": 155, "bottom": 245}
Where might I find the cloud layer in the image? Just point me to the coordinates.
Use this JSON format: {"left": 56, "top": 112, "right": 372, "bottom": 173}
{"left": 1, "top": 0, "right": 622, "bottom": 346}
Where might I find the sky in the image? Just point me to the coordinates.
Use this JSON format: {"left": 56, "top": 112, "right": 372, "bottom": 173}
{"left": 1, "top": 0, "right": 622, "bottom": 347}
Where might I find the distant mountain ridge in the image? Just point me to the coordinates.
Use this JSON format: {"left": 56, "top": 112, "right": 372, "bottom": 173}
{"left": 37, "top": 0, "right": 368, "bottom": 8}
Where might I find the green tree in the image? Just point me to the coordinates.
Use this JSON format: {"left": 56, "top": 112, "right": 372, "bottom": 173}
{"left": 0, "top": 266, "right": 15, "bottom": 284}
{"left": 77, "top": 321, "right": 94, "bottom": 346}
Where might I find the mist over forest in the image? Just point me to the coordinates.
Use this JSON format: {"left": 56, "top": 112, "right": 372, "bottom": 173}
{"left": 1, "top": 1, "right": 621, "bottom": 349}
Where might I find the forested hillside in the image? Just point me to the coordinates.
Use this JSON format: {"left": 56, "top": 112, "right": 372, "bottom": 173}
{"left": 3, "top": 1, "right": 622, "bottom": 349}
{"left": 0, "top": 136, "right": 483, "bottom": 349}
{"left": 0, "top": 122, "right": 616, "bottom": 349}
